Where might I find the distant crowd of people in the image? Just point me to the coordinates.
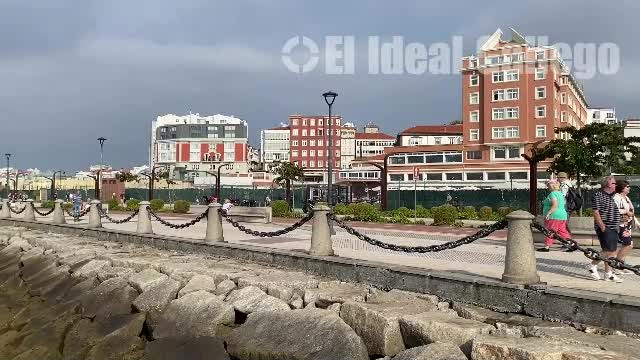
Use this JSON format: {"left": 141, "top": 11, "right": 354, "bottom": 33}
{"left": 539, "top": 172, "right": 636, "bottom": 283}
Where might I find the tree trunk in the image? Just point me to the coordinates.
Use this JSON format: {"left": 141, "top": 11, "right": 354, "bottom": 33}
{"left": 577, "top": 173, "right": 582, "bottom": 216}
{"left": 285, "top": 180, "right": 291, "bottom": 207}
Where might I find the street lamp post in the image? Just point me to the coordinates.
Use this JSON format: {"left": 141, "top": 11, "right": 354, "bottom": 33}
{"left": 322, "top": 91, "right": 337, "bottom": 205}
{"left": 51, "top": 170, "right": 65, "bottom": 200}
{"left": 5, "top": 153, "right": 11, "bottom": 199}
{"left": 186, "top": 170, "right": 218, "bottom": 202}
{"left": 216, "top": 163, "right": 233, "bottom": 203}
{"left": 97, "top": 137, "right": 107, "bottom": 201}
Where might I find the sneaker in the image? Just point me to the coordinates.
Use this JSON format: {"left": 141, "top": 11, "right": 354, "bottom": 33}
{"left": 605, "top": 272, "right": 623, "bottom": 283}
{"left": 537, "top": 247, "right": 550, "bottom": 252}
{"left": 587, "top": 264, "right": 601, "bottom": 281}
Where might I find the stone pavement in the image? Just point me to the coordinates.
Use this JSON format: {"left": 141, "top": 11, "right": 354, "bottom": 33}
{"left": 14, "top": 209, "right": 640, "bottom": 298}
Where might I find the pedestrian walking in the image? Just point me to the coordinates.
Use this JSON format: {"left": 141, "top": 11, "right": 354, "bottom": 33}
{"left": 557, "top": 172, "right": 582, "bottom": 251}
{"left": 613, "top": 179, "right": 636, "bottom": 275}
{"left": 222, "top": 198, "right": 233, "bottom": 215}
{"left": 538, "top": 179, "right": 570, "bottom": 252}
{"left": 588, "top": 175, "right": 623, "bottom": 282}
{"left": 72, "top": 192, "right": 82, "bottom": 222}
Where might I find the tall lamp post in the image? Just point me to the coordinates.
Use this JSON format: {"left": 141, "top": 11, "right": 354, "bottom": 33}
{"left": 4, "top": 153, "right": 11, "bottom": 199}
{"left": 216, "top": 163, "right": 233, "bottom": 203}
{"left": 186, "top": 170, "right": 218, "bottom": 202}
{"left": 97, "top": 137, "right": 107, "bottom": 201}
{"left": 322, "top": 91, "right": 337, "bottom": 205}
{"left": 52, "top": 170, "right": 65, "bottom": 199}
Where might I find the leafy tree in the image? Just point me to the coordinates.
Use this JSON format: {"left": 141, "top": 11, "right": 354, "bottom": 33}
{"left": 271, "top": 161, "right": 304, "bottom": 207}
{"left": 115, "top": 170, "right": 139, "bottom": 183}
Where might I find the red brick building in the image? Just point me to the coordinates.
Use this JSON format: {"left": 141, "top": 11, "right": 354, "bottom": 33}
{"left": 289, "top": 115, "right": 343, "bottom": 183}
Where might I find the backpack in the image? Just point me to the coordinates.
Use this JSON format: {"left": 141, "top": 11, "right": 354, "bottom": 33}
{"left": 565, "top": 187, "right": 583, "bottom": 212}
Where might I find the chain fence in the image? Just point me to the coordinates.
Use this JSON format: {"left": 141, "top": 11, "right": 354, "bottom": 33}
{"left": 98, "top": 206, "right": 139, "bottom": 224}
{"left": 532, "top": 222, "right": 640, "bottom": 276}
{"left": 221, "top": 210, "right": 314, "bottom": 237}
{"left": 33, "top": 206, "right": 55, "bottom": 216}
{"left": 329, "top": 213, "right": 508, "bottom": 253}
{"left": 9, "top": 205, "right": 26, "bottom": 215}
{"left": 65, "top": 207, "right": 91, "bottom": 219}
{"left": 147, "top": 207, "right": 208, "bottom": 229}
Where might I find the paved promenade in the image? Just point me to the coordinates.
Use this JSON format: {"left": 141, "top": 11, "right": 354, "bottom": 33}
{"left": 9, "top": 208, "right": 640, "bottom": 298}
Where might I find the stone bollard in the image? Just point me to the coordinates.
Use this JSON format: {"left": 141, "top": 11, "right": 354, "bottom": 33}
{"left": 502, "top": 210, "right": 541, "bottom": 285}
{"left": 137, "top": 201, "right": 153, "bottom": 234}
{"left": 24, "top": 199, "right": 36, "bottom": 221}
{"left": 52, "top": 199, "right": 66, "bottom": 224}
{"left": 0, "top": 199, "right": 10, "bottom": 219}
{"left": 87, "top": 200, "right": 102, "bottom": 229}
{"left": 205, "top": 202, "right": 224, "bottom": 242}
{"left": 309, "top": 203, "right": 334, "bottom": 256}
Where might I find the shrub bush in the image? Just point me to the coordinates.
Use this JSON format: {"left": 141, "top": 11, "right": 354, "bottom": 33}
{"left": 478, "top": 206, "right": 493, "bottom": 221}
{"left": 150, "top": 199, "right": 165, "bottom": 212}
{"left": 333, "top": 203, "right": 349, "bottom": 215}
{"left": 173, "top": 200, "right": 190, "bottom": 214}
{"left": 581, "top": 208, "right": 594, "bottom": 217}
{"left": 108, "top": 198, "right": 121, "bottom": 211}
{"left": 393, "top": 207, "right": 413, "bottom": 218}
{"left": 497, "top": 206, "right": 513, "bottom": 217}
{"left": 458, "top": 206, "right": 477, "bottom": 220}
{"left": 431, "top": 205, "right": 459, "bottom": 226}
{"left": 348, "top": 202, "right": 381, "bottom": 222}
{"left": 285, "top": 211, "right": 303, "bottom": 219}
{"left": 41, "top": 200, "right": 54, "bottom": 209}
{"left": 415, "top": 205, "right": 431, "bottom": 218}
{"left": 126, "top": 199, "right": 141, "bottom": 211}
{"left": 62, "top": 202, "right": 72, "bottom": 210}
{"left": 387, "top": 214, "right": 412, "bottom": 224}
{"left": 271, "top": 200, "right": 290, "bottom": 217}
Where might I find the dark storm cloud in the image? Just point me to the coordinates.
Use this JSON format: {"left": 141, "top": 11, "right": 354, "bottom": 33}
{"left": 0, "top": 0, "right": 638, "bottom": 171}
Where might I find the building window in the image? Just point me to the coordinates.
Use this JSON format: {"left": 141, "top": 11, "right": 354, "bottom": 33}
{"left": 470, "top": 74, "right": 479, "bottom": 86}
{"left": 318, "top": 129, "right": 323, "bottom": 136}
{"left": 302, "top": 118, "right": 307, "bottom": 126}
{"left": 470, "top": 111, "right": 479, "bottom": 122}
{"left": 409, "top": 136, "right": 421, "bottom": 146}
{"left": 492, "top": 89, "right": 504, "bottom": 101}
{"left": 509, "top": 172, "right": 528, "bottom": 180}
{"left": 492, "top": 127, "right": 505, "bottom": 139}
{"left": 426, "top": 173, "right": 442, "bottom": 181}
{"left": 466, "top": 172, "right": 483, "bottom": 180}
{"left": 561, "top": 93, "right": 567, "bottom": 104}
{"left": 292, "top": 119, "right": 298, "bottom": 126}
{"left": 469, "top": 129, "right": 479, "bottom": 141}
{"left": 302, "top": 140, "right": 307, "bottom": 146}
{"left": 292, "top": 129, "right": 298, "bottom": 136}
{"left": 434, "top": 137, "right": 442, "bottom": 145}
{"left": 310, "top": 150, "right": 315, "bottom": 156}
{"left": 492, "top": 108, "right": 505, "bottom": 120}
{"left": 302, "top": 150, "right": 307, "bottom": 157}
{"left": 469, "top": 92, "right": 479, "bottom": 105}
{"left": 318, "top": 150, "right": 323, "bottom": 156}
{"left": 310, "top": 129, "right": 315, "bottom": 136}
{"left": 446, "top": 173, "right": 463, "bottom": 181}
{"left": 536, "top": 50, "right": 545, "bottom": 61}
{"left": 302, "top": 161, "right": 307, "bottom": 167}
{"left": 302, "top": 129, "right": 307, "bottom": 136}
{"left": 506, "top": 107, "right": 519, "bottom": 119}
{"left": 506, "top": 126, "right": 519, "bottom": 138}
{"left": 466, "top": 150, "right": 482, "bottom": 160}
{"left": 536, "top": 125, "right": 546, "bottom": 138}
{"left": 407, "top": 155, "right": 424, "bottom": 164}
{"left": 506, "top": 88, "right": 519, "bottom": 100}
{"left": 487, "top": 172, "right": 506, "bottom": 180}
{"left": 505, "top": 69, "right": 519, "bottom": 82}
{"left": 292, "top": 140, "right": 298, "bottom": 146}
{"left": 470, "top": 59, "right": 478, "bottom": 68}
{"left": 536, "top": 106, "right": 546, "bottom": 118}
{"left": 536, "top": 86, "right": 546, "bottom": 99}
{"left": 494, "top": 146, "right": 520, "bottom": 160}
{"left": 561, "top": 111, "right": 567, "bottom": 122}
{"left": 389, "top": 174, "right": 404, "bottom": 182}
{"left": 535, "top": 67, "right": 545, "bottom": 80}
{"left": 390, "top": 156, "right": 406, "bottom": 164}
{"left": 318, "top": 160, "right": 323, "bottom": 167}
{"left": 310, "top": 119, "right": 315, "bottom": 126}
{"left": 318, "top": 119, "right": 323, "bottom": 126}
{"left": 336, "top": 119, "right": 340, "bottom": 126}
{"left": 309, "top": 160, "right": 315, "bottom": 167}
{"left": 492, "top": 71, "right": 504, "bottom": 83}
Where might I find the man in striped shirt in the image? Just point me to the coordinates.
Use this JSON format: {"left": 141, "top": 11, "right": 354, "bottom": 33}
{"left": 588, "top": 175, "right": 622, "bottom": 282}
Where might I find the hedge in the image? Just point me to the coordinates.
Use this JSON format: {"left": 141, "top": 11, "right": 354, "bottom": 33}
{"left": 150, "top": 199, "right": 165, "bottom": 212}
{"left": 271, "top": 200, "right": 290, "bottom": 217}
{"left": 173, "top": 200, "right": 190, "bottom": 214}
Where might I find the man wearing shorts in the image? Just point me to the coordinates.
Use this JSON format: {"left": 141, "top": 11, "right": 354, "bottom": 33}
{"left": 588, "top": 175, "right": 622, "bottom": 282}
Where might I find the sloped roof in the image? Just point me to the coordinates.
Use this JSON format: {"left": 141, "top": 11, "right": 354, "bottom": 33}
{"left": 399, "top": 125, "right": 463, "bottom": 136}
{"left": 355, "top": 132, "right": 395, "bottom": 140}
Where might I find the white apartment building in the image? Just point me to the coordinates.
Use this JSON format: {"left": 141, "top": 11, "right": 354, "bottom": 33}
{"left": 397, "top": 125, "right": 463, "bottom": 146}
{"left": 587, "top": 108, "right": 618, "bottom": 125}
{"left": 260, "top": 125, "right": 290, "bottom": 171}
{"left": 340, "top": 122, "right": 356, "bottom": 169}
{"left": 151, "top": 113, "right": 250, "bottom": 180}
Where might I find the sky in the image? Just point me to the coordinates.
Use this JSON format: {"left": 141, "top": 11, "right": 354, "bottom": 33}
{"left": 1, "top": 0, "right": 638, "bottom": 172}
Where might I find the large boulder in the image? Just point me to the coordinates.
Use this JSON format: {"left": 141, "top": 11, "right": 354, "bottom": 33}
{"left": 84, "top": 334, "right": 145, "bottom": 360}
{"left": 132, "top": 278, "right": 180, "bottom": 316}
{"left": 63, "top": 313, "right": 146, "bottom": 359}
{"left": 225, "top": 286, "right": 290, "bottom": 314}
{"left": 10, "top": 346, "right": 61, "bottom": 360}
{"left": 72, "top": 260, "right": 111, "bottom": 280}
{"left": 80, "top": 277, "right": 140, "bottom": 319}
{"left": 214, "top": 279, "right": 236, "bottom": 297}
{"left": 528, "top": 327, "right": 640, "bottom": 359}
{"left": 226, "top": 309, "right": 368, "bottom": 360}
{"left": 304, "top": 281, "right": 368, "bottom": 308}
{"left": 392, "top": 343, "right": 467, "bottom": 360}
{"left": 471, "top": 335, "right": 629, "bottom": 360}
{"left": 153, "top": 290, "right": 234, "bottom": 339}
{"left": 142, "top": 336, "right": 230, "bottom": 360}
{"left": 399, "top": 311, "right": 494, "bottom": 356}
{"left": 177, "top": 275, "right": 216, "bottom": 298}
{"left": 129, "top": 268, "right": 169, "bottom": 293}
{"left": 340, "top": 300, "right": 436, "bottom": 357}
{"left": 97, "top": 266, "right": 135, "bottom": 282}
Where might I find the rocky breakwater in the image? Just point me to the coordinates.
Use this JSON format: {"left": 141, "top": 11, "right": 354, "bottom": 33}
{"left": 0, "top": 226, "right": 639, "bottom": 360}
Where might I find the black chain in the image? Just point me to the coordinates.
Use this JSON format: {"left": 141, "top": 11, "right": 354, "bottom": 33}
{"left": 97, "top": 206, "right": 139, "bottom": 224}
{"left": 148, "top": 207, "right": 208, "bottom": 229}
{"left": 9, "top": 205, "right": 26, "bottom": 215}
{"left": 531, "top": 222, "right": 640, "bottom": 276}
{"left": 330, "top": 213, "right": 508, "bottom": 253}
{"left": 65, "top": 207, "right": 91, "bottom": 218}
{"left": 33, "top": 206, "right": 55, "bottom": 216}
{"left": 221, "top": 210, "right": 314, "bottom": 237}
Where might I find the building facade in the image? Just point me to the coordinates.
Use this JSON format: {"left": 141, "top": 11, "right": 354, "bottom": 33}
{"left": 396, "top": 125, "right": 463, "bottom": 146}
{"left": 587, "top": 108, "right": 618, "bottom": 125}
{"left": 289, "top": 115, "right": 343, "bottom": 183}
{"left": 152, "top": 113, "right": 250, "bottom": 179}
{"left": 340, "top": 123, "right": 356, "bottom": 169}
{"left": 260, "top": 125, "right": 290, "bottom": 171}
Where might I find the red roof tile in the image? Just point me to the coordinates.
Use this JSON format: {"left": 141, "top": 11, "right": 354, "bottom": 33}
{"left": 355, "top": 132, "right": 395, "bottom": 140}
{"left": 267, "top": 126, "right": 290, "bottom": 130}
{"left": 399, "top": 125, "right": 462, "bottom": 135}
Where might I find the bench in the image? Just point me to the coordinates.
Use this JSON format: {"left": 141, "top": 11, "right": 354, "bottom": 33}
{"left": 227, "top": 206, "right": 272, "bottom": 224}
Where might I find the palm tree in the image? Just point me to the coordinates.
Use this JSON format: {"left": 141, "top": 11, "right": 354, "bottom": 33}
{"left": 271, "top": 161, "right": 304, "bottom": 207}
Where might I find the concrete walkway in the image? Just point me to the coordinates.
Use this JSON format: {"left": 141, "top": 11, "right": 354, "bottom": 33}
{"left": 13, "top": 209, "right": 640, "bottom": 298}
